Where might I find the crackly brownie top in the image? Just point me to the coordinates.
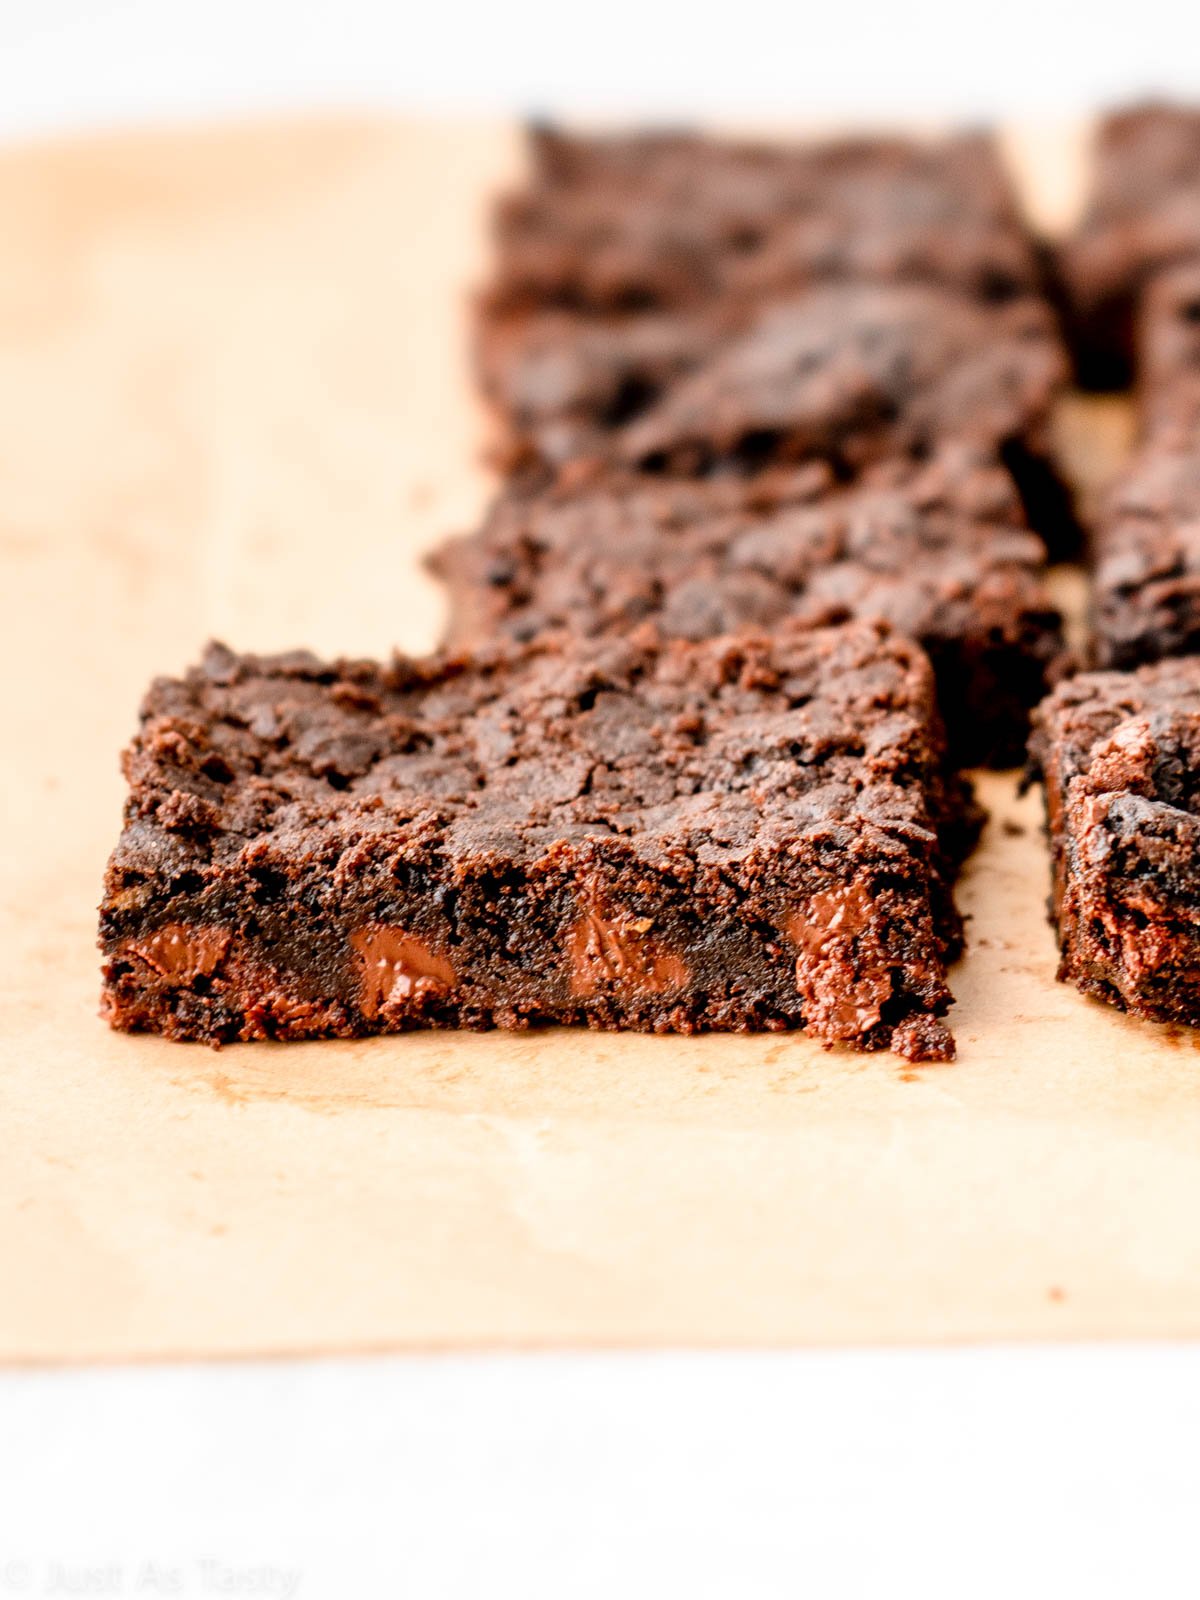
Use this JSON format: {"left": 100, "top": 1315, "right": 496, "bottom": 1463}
{"left": 111, "top": 624, "right": 948, "bottom": 883}
{"left": 434, "top": 449, "right": 1053, "bottom": 652}
{"left": 524, "top": 126, "right": 1023, "bottom": 214}
{"left": 490, "top": 127, "right": 1038, "bottom": 310}
{"left": 484, "top": 284, "right": 1065, "bottom": 472}
{"left": 1035, "top": 657, "right": 1200, "bottom": 813}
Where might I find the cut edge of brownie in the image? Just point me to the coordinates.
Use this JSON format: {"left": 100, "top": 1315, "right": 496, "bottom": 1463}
{"left": 429, "top": 457, "right": 1065, "bottom": 769}
{"left": 1030, "top": 658, "right": 1200, "bottom": 1026}
{"left": 99, "top": 624, "right": 970, "bottom": 1062}
{"left": 1057, "top": 102, "right": 1200, "bottom": 388}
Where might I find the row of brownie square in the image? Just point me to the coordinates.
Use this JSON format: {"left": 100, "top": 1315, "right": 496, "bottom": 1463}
{"left": 1030, "top": 106, "right": 1200, "bottom": 1033}
{"left": 104, "top": 123, "right": 1069, "bottom": 1059}
{"left": 468, "top": 116, "right": 1200, "bottom": 1045}
{"left": 459, "top": 124, "right": 1080, "bottom": 768}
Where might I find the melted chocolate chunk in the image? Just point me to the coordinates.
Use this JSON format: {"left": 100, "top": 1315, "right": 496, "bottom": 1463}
{"left": 353, "top": 927, "right": 457, "bottom": 1017}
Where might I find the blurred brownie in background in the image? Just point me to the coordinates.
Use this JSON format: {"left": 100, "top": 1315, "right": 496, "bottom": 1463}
{"left": 1031, "top": 658, "right": 1200, "bottom": 1025}
{"left": 477, "top": 282, "right": 1075, "bottom": 551}
{"left": 1058, "top": 102, "right": 1200, "bottom": 387}
{"left": 432, "top": 447, "right": 1064, "bottom": 767}
{"left": 485, "top": 126, "right": 1042, "bottom": 318}
{"left": 100, "top": 625, "right": 972, "bottom": 1061}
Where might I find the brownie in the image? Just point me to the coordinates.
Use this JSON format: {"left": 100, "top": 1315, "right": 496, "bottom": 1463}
{"left": 99, "top": 624, "right": 970, "bottom": 1061}
{"left": 1030, "top": 657, "right": 1200, "bottom": 1025}
{"left": 479, "top": 283, "right": 1073, "bottom": 550}
{"left": 1134, "top": 257, "right": 1200, "bottom": 438}
{"left": 431, "top": 450, "right": 1063, "bottom": 768}
{"left": 1059, "top": 102, "right": 1200, "bottom": 386}
{"left": 1091, "top": 439, "right": 1200, "bottom": 669}
{"left": 486, "top": 126, "right": 1041, "bottom": 316}
{"left": 476, "top": 302, "right": 720, "bottom": 472}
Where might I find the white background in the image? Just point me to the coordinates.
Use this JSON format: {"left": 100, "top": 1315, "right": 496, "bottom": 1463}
{"left": 4, "top": 4, "right": 1200, "bottom": 1596}
{"left": 3, "top": 0, "right": 1200, "bottom": 136}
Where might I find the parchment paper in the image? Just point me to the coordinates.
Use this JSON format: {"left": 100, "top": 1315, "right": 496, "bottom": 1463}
{"left": 3, "top": 116, "right": 1198, "bottom": 1364}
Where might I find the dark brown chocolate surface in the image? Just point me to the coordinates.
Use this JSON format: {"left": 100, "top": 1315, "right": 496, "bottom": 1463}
{"left": 1031, "top": 657, "right": 1200, "bottom": 1024}
{"left": 479, "top": 283, "right": 1073, "bottom": 550}
{"left": 1059, "top": 102, "right": 1200, "bottom": 386}
{"left": 486, "top": 126, "right": 1041, "bottom": 317}
{"left": 100, "top": 625, "right": 969, "bottom": 1059}
{"left": 432, "top": 450, "right": 1063, "bottom": 767}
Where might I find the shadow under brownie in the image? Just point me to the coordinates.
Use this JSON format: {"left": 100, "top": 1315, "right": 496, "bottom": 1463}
{"left": 100, "top": 623, "right": 970, "bottom": 1061}
{"left": 431, "top": 450, "right": 1064, "bottom": 768}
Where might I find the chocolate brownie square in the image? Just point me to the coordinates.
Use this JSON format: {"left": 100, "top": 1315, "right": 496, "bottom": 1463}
{"left": 431, "top": 450, "right": 1063, "bottom": 767}
{"left": 1092, "top": 440, "right": 1200, "bottom": 669}
{"left": 1030, "top": 657, "right": 1200, "bottom": 1025}
{"left": 1059, "top": 102, "right": 1200, "bottom": 386}
{"left": 99, "top": 624, "right": 969, "bottom": 1060}
{"left": 476, "top": 302, "right": 719, "bottom": 472}
{"left": 486, "top": 126, "right": 1041, "bottom": 317}
{"left": 479, "top": 284, "right": 1073, "bottom": 551}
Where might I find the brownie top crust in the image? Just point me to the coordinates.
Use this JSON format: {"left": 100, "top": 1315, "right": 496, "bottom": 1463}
{"left": 432, "top": 450, "right": 1049, "bottom": 649}
{"left": 482, "top": 283, "right": 1066, "bottom": 475}
{"left": 1136, "top": 257, "right": 1200, "bottom": 437}
{"left": 489, "top": 125, "right": 1040, "bottom": 312}
{"left": 110, "top": 624, "right": 952, "bottom": 888}
{"left": 1033, "top": 656, "right": 1200, "bottom": 806}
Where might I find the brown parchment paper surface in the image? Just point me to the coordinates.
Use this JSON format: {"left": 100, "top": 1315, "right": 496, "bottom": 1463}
{"left": 2, "top": 116, "right": 1198, "bottom": 1364}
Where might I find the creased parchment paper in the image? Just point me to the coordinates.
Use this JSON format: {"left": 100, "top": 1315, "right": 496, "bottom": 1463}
{"left": 2, "top": 116, "right": 1197, "bottom": 1364}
